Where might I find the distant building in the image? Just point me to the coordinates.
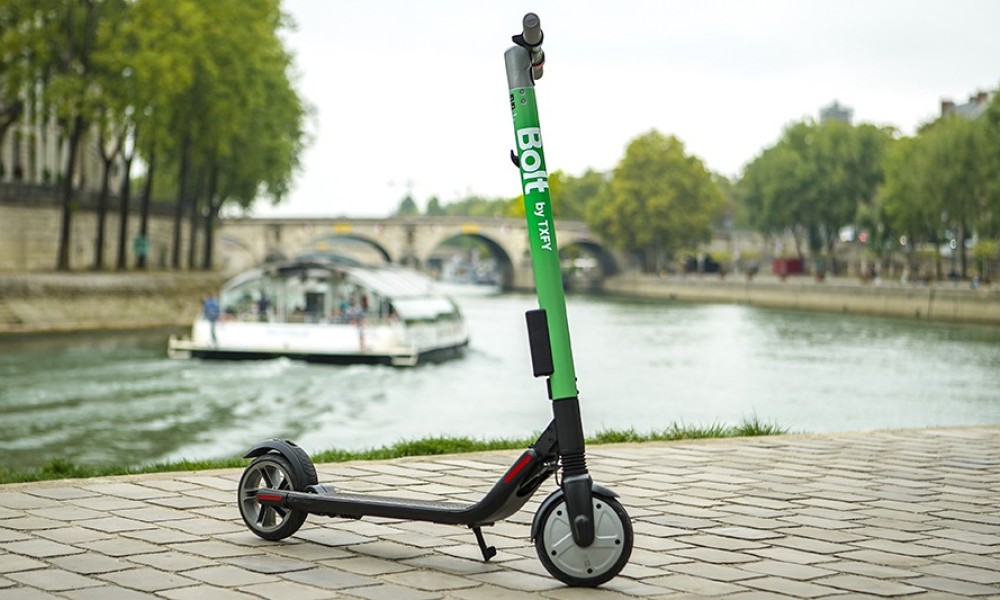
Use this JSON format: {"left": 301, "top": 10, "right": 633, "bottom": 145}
{"left": 820, "top": 101, "right": 853, "bottom": 124}
{"left": 940, "top": 90, "right": 994, "bottom": 120}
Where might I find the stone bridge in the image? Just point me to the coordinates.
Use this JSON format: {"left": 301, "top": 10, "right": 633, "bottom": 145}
{"left": 218, "top": 216, "right": 623, "bottom": 290}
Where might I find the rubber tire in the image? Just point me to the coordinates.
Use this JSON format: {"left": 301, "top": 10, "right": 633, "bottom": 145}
{"left": 238, "top": 454, "right": 309, "bottom": 540}
{"left": 534, "top": 492, "right": 633, "bottom": 587}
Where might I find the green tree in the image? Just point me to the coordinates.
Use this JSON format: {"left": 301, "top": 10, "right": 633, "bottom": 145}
{"left": 588, "top": 130, "right": 723, "bottom": 272}
{"left": 395, "top": 194, "right": 419, "bottom": 216}
{"left": 741, "top": 120, "right": 892, "bottom": 269}
{"left": 425, "top": 196, "right": 445, "bottom": 216}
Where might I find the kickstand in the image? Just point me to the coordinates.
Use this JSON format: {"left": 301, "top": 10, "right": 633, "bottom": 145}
{"left": 471, "top": 526, "right": 497, "bottom": 561}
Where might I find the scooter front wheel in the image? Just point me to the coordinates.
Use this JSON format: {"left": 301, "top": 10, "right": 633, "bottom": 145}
{"left": 238, "top": 454, "right": 308, "bottom": 540}
{"left": 534, "top": 491, "right": 633, "bottom": 587}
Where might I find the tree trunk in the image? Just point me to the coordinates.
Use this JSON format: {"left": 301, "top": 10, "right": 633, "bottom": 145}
{"left": 116, "top": 152, "right": 134, "bottom": 270}
{"left": 93, "top": 156, "right": 113, "bottom": 270}
{"left": 56, "top": 115, "right": 86, "bottom": 271}
{"left": 202, "top": 164, "right": 219, "bottom": 270}
{"left": 187, "top": 165, "right": 207, "bottom": 269}
{"left": 136, "top": 145, "right": 155, "bottom": 269}
{"left": 958, "top": 222, "right": 968, "bottom": 279}
{"left": 172, "top": 134, "right": 191, "bottom": 269}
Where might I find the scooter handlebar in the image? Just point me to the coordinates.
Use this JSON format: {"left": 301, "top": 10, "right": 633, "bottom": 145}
{"left": 522, "top": 13, "right": 542, "bottom": 47}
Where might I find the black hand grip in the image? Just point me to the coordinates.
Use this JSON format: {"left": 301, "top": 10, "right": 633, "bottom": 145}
{"left": 522, "top": 13, "right": 542, "bottom": 46}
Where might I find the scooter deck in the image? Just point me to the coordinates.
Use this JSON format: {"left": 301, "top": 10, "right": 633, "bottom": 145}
{"left": 266, "top": 488, "right": 480, "bottom": 524}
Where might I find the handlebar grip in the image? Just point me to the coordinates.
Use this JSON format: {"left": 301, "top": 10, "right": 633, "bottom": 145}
{"left": 522, "top": 13, "right": 542, "bottom": 47}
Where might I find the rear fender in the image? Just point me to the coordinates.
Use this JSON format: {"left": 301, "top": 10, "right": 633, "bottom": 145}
{"left": 244, "top": 439, "right": 318, "bottom": 488}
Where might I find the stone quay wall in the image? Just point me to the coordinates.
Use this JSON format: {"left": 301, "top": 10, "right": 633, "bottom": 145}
{"left": 0, "top": 272, "right": 226, "bottom": 335}
{"left": 605, "top": 273, "right": 1000, "bottom": 325}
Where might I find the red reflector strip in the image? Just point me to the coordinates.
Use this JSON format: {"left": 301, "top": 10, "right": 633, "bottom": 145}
{"left": 504, "top": 454, "right": 533, "bottom": 483}
{"left": 257, "top": 492, "right": 284, "bottom": 503}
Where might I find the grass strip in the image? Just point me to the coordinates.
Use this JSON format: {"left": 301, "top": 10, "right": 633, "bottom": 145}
{"left": 0, "top": 416, "right": 786, "bottom": 485}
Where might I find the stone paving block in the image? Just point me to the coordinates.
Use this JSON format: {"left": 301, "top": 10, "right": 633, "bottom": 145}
{"left": 268, "top": 542, "right": 354, "bottom": 561}
{"left": 907, "top": 575, "right": 1000, "bottom": 596}
{"left": 383, "top": 569, "right": 480, "bottom": 591}
{"left": 24, "top": 487, "right": 98, "bottom": 501}
{"left": 97, "top": 568, "right": 197, "bottom": 592}
{"left": 740, "top": 575, "right": 843, "bottom": 598}
{"left": 777, "top": 525, "right": 867, "bottom": 543}
{"left": 340, "top": 582, "right": 443, "bottom": 600}
{"left": 767, "top": 534, "right": 855, "bottom": 554}
{"left": 0, "top": 586, "right": 64, "bottom": 599}
{"left": 77, "top": 516, "right": 157, "bottom": 533}
{"left": 49, "top": 553, "right": 132, "bottom": 575}
{"left": 234, "top": 580, "right": 333, "bottom": 600}
{"left": 223, "top": 554, "right": 316, "bottom": 574}
{"left": 158, "top": 585, "right": 258, "bottom": 599}
{"left": 402, "top": 553, "right": 501, "bottom": 576}
{"left": 183, "top": 564, "right": 278, "bottom": 586}
{"left": 852, "top": 537, "right": 951, "bottom": 557}
{"left": 818, "top": 573, "right": 926, "bottom": 596}
{"left": 671, "top": 547, "right": 758, "bottom": 565}
{"left": 167, "top": 540, "right": 257, "bottom": 559}
{"left": 0, "top": 492, "right": 61, "bottom": 510}
{"left": 29, "top": 506, "right": 105, "bottom": 522}
{"left": 121, "top": 527, "right": 201, "bottom": 545}
{"left": 6, "top": 568, "right": 103, "bottom": 591}
{"left": 284, "top": 566, "right": 377, "bottom": 589}
{"left": 645, "top": 573, "right": 747, "bottom": 595}
{"left": 60, "top": 586, "right": 159, "bottom": 599}
{"left": 469, "top": 568, "right": 564, "bottom": 592}
{"left": 2, "top": 517, "right": 64, "bottom": 531}
{"left": 34, "top": 526, "right": 111, "bottom": 545}
{"left": 322, "top": 555, "right": 414, "bottom": 576}
{"left": 835, "top": 548, "right": 933, "bottom": 568}
{"left": 703, "top": 526, "right": 783, "bottom": 541}
{"left": 295, "top": 527, "right": 375, "bottom": 548}
{"left": 68, "top": 496, "right": 147, "bottom": 512}
{"left": 148, "top": 496, "right": 217, "bottom": 510}
{"left": 747, "top": 546, "right": 837, "bottom": 565}
{"left": 664, "top": 561, "right": 764, "bottom": 582}
{"left": 82, "top": 483, "right": 165, "bottom": 501}
{"left": 77, "top": 537, "right": 164, "bottom": 557}
{"left": 671, "top": 533, "right": 767, "bottom": 551}
{"left": 125, "top": 550, "right": 217, "bottom": 572}
{"left": 737, "top": 559, "right": 837, "bottom": 580}
{"left": 3, "top": 539, "right": 85, "bottom": 558}
{"left": 159, "top": 517, "right": 242, "bottom": 536}
{"left": 819, "top": 559, "right": 920, "bottom": 579}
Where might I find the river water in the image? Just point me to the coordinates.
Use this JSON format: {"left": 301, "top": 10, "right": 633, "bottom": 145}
{"left": 2, "top": 290, "right": 999, "bottom": 471}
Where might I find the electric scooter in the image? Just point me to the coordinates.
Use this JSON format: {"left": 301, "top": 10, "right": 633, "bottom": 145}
{"left": 236, "top": 13, "right": 634, "bottom": 587}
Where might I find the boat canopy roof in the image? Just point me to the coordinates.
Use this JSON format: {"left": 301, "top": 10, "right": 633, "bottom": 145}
{"left": 219, "top": 258, "right": 457, "bottom": 320}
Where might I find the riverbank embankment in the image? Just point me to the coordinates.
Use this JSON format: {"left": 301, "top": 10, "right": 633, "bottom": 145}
{"left": 1, "top": 271, "right": 999, "bottom": 335}
{"left": 605, "top": 272, "right": 1000, "bottom": 325}
{"left": 0, "top": 271, "right": 226, "bottom": 335}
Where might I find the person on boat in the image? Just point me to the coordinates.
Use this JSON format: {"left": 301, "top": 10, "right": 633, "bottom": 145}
{"left": 202, "top": 294, "right": 220, "bottom": 346}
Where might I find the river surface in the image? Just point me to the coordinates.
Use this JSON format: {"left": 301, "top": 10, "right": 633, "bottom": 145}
{"left": 2, "top": 290, "right": 999, "bottom": 470}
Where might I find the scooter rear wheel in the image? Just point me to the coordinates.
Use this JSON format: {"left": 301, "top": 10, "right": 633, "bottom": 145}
{"left": 534, "top": 491, "right": 633, "bottom": 587}
{"left": 238, "top": 454, "right": 308, "bottom": 540}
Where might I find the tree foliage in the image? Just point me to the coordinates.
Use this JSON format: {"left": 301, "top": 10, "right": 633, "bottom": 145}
{"left": 588, "top": 130, "right": 723, "bottom": 271}
{"left": 741, "top": 120, "right": 892, "bottom": 260}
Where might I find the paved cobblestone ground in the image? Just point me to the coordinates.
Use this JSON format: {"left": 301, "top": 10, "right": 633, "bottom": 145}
{"left": 1, "top": 427, "right": 998, "bottom": 599}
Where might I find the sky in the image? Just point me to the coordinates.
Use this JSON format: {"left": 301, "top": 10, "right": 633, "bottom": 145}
{"left": 247, "top": 0, "right": 1000, "bottom": 219}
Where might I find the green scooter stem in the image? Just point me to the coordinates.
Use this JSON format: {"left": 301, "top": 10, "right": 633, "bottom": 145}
{"left": 505, "top": 52, "right": 577, "bottom": 402}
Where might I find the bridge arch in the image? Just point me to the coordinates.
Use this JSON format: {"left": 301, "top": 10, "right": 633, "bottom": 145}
{"left": 303, "top": 233, "right": 393, "bottom": 264}
{"left": 425, "top": 232, "right": 517, "bottom": 290}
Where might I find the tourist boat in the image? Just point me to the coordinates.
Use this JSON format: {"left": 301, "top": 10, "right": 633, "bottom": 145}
{"left": 167, "top": 257, "right": 469, "bottom": 366}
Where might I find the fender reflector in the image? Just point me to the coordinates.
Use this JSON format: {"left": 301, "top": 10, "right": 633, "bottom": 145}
{"left": 504, "top": 453, "right": 534, "bottom": 483}
{"left": 257, "top": 492, "right": 285, "bottom": 503}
